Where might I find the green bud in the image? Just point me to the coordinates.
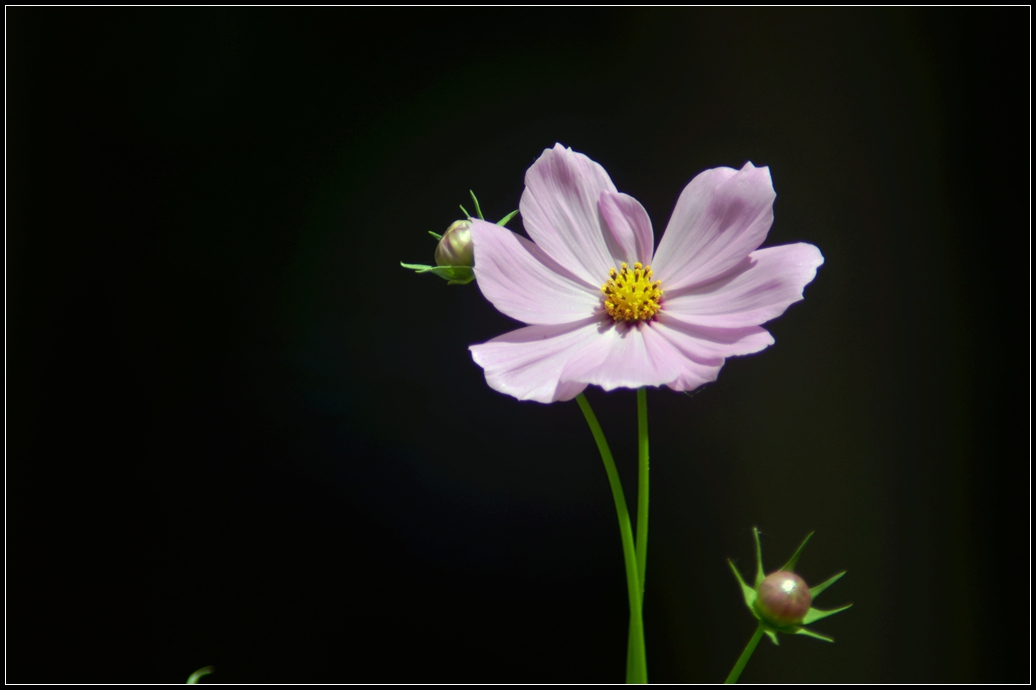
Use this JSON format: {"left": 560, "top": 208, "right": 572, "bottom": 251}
{"left": 434, "top": 220, "right": 474, "bottom": 268}
{"left": 755, "top": 571, "right": 812, "bottom": 627}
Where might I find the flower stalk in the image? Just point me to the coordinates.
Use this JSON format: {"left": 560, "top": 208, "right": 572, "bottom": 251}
{"left": 724, "top": 624, "right": 764, "bottom": 684}
{"left": 626, "top": 387, "right": 651, "bottom": 681}
{"left": 575, "top": 393, "right": 648, "bottom": 684}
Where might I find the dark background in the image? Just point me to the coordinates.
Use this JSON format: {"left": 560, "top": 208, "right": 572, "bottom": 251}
{"left": 8, "top": 8, "right": 1028, "bottom": 683}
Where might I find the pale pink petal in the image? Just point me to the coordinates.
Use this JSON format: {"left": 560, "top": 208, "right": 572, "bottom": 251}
{"left": 519, "top": 144, "right": 619, "bottom": 285}
{"left": 653, "top": 163, "right": 776, "bottom": 291}
{"left": 469, "top": 318, "right": 602, "bottom": 403}
{"left": 661, "top": 243, "right": 824, "bottom": 328}
{"left": 660, "top": 348, "right": 723, "bottom": 392}
{"left": 559, "top": 322, "right": 684, "bottom": 391}
{"left": 653, "top": 313, "right": 775, "bottom": 359}
{"left": 469, "top": 219, "right": 601, "bottom": 326}
{"left": 598, "top": 191, "right": 655, "bottom": 266}
{"left": 618, "top": 318, "right": 774, "bottom": 393}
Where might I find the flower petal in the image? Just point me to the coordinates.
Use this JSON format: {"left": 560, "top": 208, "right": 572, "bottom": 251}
{"left": 661, "top": 243, "right": 824, "bottom": 328}
{"left": 659, "top": 351, "right": 723, "bottom": 393}
{"left": 598, "top": 191, "right": 655, "bottom": 266}
{"left": 654, "top": 314, "right": 775, "bottom": 359}
{"left": 519, "top": 144, "right": 619, "bottom": 285}
{"left": 558, "top": 322, "right": 685, "bottom": 391}
{"left": 469, "top": 218, "right": 601, "bottom": 325}
{"left": 469, "top": 318, "right": 602, "bottom": 403}
{"left": 653, "top": 162, "right": 776, "bottom": 291}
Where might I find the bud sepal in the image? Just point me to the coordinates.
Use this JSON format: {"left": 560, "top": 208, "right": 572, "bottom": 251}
{"left": 728, "top": 527, "right": 851, "bottom": 646}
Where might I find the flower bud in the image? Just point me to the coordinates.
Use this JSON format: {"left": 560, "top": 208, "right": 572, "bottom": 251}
{"left": 755, "top": 571, "right": 812, "bottom": 627}
{"left": 434, "top": 220, "right": 474, "bottom": 268}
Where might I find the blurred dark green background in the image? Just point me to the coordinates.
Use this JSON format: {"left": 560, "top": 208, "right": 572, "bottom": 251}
{"left": 8, "top": 8, "right": 1028, "bottom": 683}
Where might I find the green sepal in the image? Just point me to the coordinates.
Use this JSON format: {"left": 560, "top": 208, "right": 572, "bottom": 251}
{"left": 802, "top": 603, "right": 852, "bottom": 625}
{"left": 809, "top": 571, "right": 846, "bottom": 600}
{"left": 728, "top": 559, "right": 758, "bottom": 610}
{"left": 779, "top": 531, "right": 814, "bottom": 573}
{"left": 763, "top": 629, "right": 780, "bottom": 646}
{"left": 753, "top": 527, "right": 765, "bottom": 588}
{"left": 794, "top": 627, "right": 835, "bottom": 643}
{"left": 186, "top": 666, "right": 214, "bottom": 684}
{"left": 459, "top": 204, "right": 471, "bottom": 218}
{"left": 469, "top": 190, "right": 485, "bottom": 220}
{"left": 497, "top": 209, "right": 519, "bottom": 227}
{"left": 400, "top": 262, "right": 475, "bottom": 284}
{"left": 428, "top": 231, "right": 443, "bottom": 240}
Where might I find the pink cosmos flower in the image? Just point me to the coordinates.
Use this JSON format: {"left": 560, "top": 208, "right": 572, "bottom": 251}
{"left": 468, "top": 144, "right": 824, "bottom": 403}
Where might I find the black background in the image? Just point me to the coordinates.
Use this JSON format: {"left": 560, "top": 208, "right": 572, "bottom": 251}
{"left": 8, "top": 8, "right": 1029, "bottom": 683}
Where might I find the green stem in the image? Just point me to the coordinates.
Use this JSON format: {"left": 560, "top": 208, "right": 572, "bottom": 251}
{"left": 635, "top": 387, "right": 649, "bottom": 591}
{"left": 626, "top": 388, "right": 651, "bottom": 680}
{"left": 724, "top": 624, "right": 765, "bottom": 684}
{"left": 186, "top": 666, "right": 214, "bottom": 684}
{"left": 576, "top": 393, "right": 647, "bottom": 684}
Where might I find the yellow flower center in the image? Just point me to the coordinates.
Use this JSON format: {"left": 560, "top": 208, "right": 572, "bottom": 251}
{"left": 601, "top": 262, "right": 663, "bottom": 323}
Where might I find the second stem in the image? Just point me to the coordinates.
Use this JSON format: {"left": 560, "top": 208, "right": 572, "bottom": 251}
{"left": 626, "top": 388, "right": 650, "bottom": 682}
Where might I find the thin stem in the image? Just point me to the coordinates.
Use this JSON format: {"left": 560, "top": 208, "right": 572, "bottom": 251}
{"left": 635, "top": 387, "right": 649, "bottom": 591}
{"left": 575, "top": 393, "right": 647, "bottom": 684}
{"left": 724, "top": 624, "right": 765, "bottom": 684}
{"left": 626, "top": 388, "right": 651, "bottom": 680}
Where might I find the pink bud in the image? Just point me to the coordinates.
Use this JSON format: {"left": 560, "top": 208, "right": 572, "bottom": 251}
{"left": 755, "top": 571, "right": 812, "bottom": 626}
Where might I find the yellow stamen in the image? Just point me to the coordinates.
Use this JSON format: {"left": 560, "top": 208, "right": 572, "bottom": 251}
{"left": 600, "top": 262, "right": 663, "bottom": 323}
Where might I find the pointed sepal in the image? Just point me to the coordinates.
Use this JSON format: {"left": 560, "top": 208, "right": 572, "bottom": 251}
{"left": 802, "top": 603, "right": 852, "bottom": 625}
{"left": 728, "top": 558, "right": 758, "bottom": 610}
{"left": 809, "top": 571, "right": 846, "bottom": 600}
{"left": 779, "top": 531, "right": 814, "bottom": 573}
{"left": 399, "top": 262, "right": 475, "bottom": 285}
{"left": 497, "top": 209, "right": 519, "bottom": 227}
{"left": 794, "top": 627, "right": 835, "bottom": 643}
{"left": 469, "top": 190, "right": 485, "bottom": 220}
{"left": 753, "top": 527, "right": 765, "bottom": 589}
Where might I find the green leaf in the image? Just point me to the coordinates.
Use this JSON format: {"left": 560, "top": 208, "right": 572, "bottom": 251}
{"left": 186, "top": 666, "right": 214, "bottom": 684}
{"left": 779, "top": 531, "right": 814, "bottom": 573}
{"left": 728, "top": 559, "right": 757, "bottom": 609}
{"left": 401, "top": 261, "right": 435, "bottom": 273}
{"left": 428, "top": 231, "right": 443, "bottom": 240}
{"left": 809, "top": 571, "right": 846, "bottom": 599}
{"left": 459, "top": 204, "right": 471, "bottom": 217}
{"left": 802, "top": 603, "right": 852, "bottom": 625}
{"left": 469, "top": 190, "right": 484, "bottom": 220}
{"left": 753, "top": 527, "right": 765, "bottom": 588}
{"left": 794, "top": 627, "right": 835, "bottom": 643}
{"left": 497, "top": 209, "right": 519, "bottom": 227}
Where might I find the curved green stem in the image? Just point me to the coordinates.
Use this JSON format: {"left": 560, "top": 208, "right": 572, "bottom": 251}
{"left": 725, "top": 624, "right": 765, "bottom": 684}
{"left": 576, "top": 393, "right": 647, "bottom": 684}
{"left": 186, "top": 666, "right": 214, "bottom": 684}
